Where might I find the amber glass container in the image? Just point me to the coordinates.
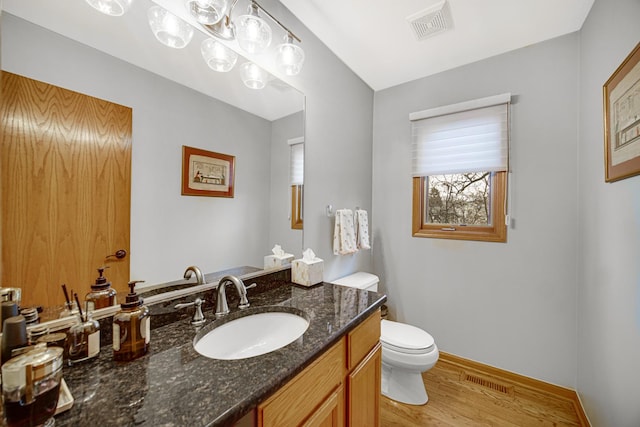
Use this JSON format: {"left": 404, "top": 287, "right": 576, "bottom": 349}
{"left": 113, "top": 282, "right": 150, "bottom": 362}
{"left": 85, "top": 267, "right": 117, "bottom": 311}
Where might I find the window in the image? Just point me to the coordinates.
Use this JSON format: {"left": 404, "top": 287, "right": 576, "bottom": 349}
{"left": 411, "top": 94, "right": 510, "bottom": 242}
{"left": 289, "top": 138, "right": 304, "bottom": 230}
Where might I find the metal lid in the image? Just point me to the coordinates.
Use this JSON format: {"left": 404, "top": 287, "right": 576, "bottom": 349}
{"left": 2, "top": 344, "right": 63, "bottom": 389}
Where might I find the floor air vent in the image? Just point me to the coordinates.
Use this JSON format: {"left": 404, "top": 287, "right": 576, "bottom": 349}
{"left": 406, "top": 0, "right": 453, "bottom": 41}
{"left": 461, "top": 372, "right": 514, "bottom": 396}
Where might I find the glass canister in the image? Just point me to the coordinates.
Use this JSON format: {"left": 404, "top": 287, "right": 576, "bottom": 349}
{"left": 1, "top": 344, "right": 64, "bottom": 427}
{"left": 66, "top": 310, "right": 100, "bottom": 365}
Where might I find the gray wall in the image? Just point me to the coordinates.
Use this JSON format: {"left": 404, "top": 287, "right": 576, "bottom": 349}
{"left": 2, "top": 14, "right": 273, "bottom": 285}
{"left": 2, "top": 0, "right": 375, "bottom": 284}
{"left": 372, "top": 34, "right": 580, "bottom": 388}
{"left": 259, "top": 0, "right": 375, "bottom": 280}
{"left": 269, "top": 111, "right": 304, "bottom": 255}
{"left": 577, "top": 0, "right": 640, "bottom": 425}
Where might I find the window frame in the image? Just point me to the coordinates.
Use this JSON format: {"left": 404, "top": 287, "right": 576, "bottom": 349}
{"left": 291, "top": 184, "right": 303, "bottom": 230}
{"left": 412, "top": 171, "right": 507, "bottom": 242}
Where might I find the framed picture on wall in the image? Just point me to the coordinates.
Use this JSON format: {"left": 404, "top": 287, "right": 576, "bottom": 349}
{"left": 181, "top": 145, "right": 235, "bottom": 197}
{"left": 603, "top": 42, "right": 640, "bottom": 182}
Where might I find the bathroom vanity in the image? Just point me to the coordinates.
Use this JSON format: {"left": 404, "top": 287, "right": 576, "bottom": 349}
{"left": 52, "top": 268, "right": 386, "bottom": 426}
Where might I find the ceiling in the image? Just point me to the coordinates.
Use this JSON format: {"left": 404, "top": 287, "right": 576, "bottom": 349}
{"left": 2, "top": 0, "right": 595, "bottom": 109}
{"left": 280, "top": 0, "right": 595, "bottom": 91}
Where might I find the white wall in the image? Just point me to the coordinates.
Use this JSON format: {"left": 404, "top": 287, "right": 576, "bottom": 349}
{"left": 577, "top": 0, "right": 640, "bottom": 425}
{"left": 2, "top": 14, "right": 273, "bottom": 285}
{"left": 372, "top": 34, "right": 581, "bottom": 388}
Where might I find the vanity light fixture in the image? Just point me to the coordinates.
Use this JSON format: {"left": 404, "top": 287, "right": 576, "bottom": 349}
{"left": 148, "top": 5, "right": 194, "bottom": 49}
{"left": 276, "top": 33, "right": 305, "bottom": 76}
{"left": 240, "top": 62, "right": 268, "bottom": 89}
{"left": 196, "top": 0, "right": 305, "bottom": 77}
{"left": 88, "top": 0, "right": 305, "bottom": 85}
{"left": 235, "top": 2, "right": 272, "bottom": 54}
{"left": 85, "top": 0, "right": 133, "bottom": 16}
{"left": 185, "top": 0, "right": 228, "bottom": 25}
{"left": 201, "top": 38, "right": 238, "bottom": 72}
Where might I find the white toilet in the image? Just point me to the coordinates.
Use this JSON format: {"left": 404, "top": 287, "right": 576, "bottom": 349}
{"left": 332, "top": 272, "right": 439, "bottom": 405}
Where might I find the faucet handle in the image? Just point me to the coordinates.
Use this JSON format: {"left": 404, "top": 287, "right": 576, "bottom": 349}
{"left": 238, "top": 283, "right": 257, "bottom": 309}
{"left": 175, "top": 297, "right": 206, "bottom": 326}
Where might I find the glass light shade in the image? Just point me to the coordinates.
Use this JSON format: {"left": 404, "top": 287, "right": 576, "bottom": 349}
{"left": 185, "top": 0, "right": 228, "bottom": 25}
{"left": 240, "top": 62, "right": 268, "bottom": 90}
{"left": 201, "top": 39, "right": 238, "bottom": 72}
{"left": 148, "top": 6, "right": 194, "bottom": 49}
{"left": 276, "top": 40, "right": 305, "bottom": 76}
{"left": 236, "top": 11, "right": 272, "bottom": 54}
{"left": 85, "top": 0, "right": 133, "bottom": 16}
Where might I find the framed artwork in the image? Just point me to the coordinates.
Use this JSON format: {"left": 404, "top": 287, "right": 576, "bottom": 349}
{"left": 603, "top": 42, "right": 640, "bottom": 182}
{"left": 181, "top": 145, "right": 235, "bottom": 197}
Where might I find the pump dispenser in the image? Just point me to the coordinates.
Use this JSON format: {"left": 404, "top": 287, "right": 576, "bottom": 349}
{"left": 113, "top": 281, "right": 149, "bottom": 362}
{"left": 85, "top": 267, "right": 117, "bottom": 311}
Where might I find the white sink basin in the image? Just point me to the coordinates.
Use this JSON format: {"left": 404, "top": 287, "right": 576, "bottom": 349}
{"left": 194, "top": 309, "right": 309, "bottom": 360}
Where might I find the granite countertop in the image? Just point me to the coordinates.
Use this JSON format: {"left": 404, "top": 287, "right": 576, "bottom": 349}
{"left": 54, "top": 277, "right": 386, "bottom": 426}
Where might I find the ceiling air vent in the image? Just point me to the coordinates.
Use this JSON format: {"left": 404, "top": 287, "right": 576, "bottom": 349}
{"left": 406, "top": 0, "right": 453, "bottom": 41}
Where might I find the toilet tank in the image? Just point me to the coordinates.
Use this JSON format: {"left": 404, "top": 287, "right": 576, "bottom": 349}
{"left": 331, "top": 272, "right": 379, "bottom": 292}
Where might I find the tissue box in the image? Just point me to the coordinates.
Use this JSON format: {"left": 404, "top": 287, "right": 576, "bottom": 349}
{"left": 264, "top": 254, "right": 294, "bottom": 269}
{"left": 292, "top": 258, "right": 324, "bottom": 287}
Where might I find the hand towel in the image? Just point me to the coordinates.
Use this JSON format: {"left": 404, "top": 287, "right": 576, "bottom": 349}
{"left": 355, "top": 209, "right": 371, "bottom": 250}
{"left": 333, "top": 209, "right": 358, "bottom": 255}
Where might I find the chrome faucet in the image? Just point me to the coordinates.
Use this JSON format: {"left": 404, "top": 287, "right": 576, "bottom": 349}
{"left": 215, "top": 275, "right": 256, "bottom": 318}
{"left": 184, "top": 265, "right": 205, "bottom": 285}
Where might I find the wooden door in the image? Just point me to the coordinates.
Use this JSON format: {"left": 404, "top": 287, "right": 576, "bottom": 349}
{"left": 1, "top": 71, "right": 131, "bottom": 309}
{"left": 348, "top": 344, "right": 381, "bottom": 427}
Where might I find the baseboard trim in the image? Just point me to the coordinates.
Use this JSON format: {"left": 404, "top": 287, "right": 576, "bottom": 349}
{"left": 439, "top": 352, "right": 591, "bottom": 427}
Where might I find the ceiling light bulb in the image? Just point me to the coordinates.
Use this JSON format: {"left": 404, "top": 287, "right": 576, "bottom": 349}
{"left": 276, "top": 34, "right": 305, "bottom": 76}
{"left": 85, "top": 0, "right": 133, "bottom": 16}
{"left": 148, "top": 6, "right": 194, "bottom": 49}
{"left": 240, "top": 62, "right": 268, "bottom": 90}
{"left": 185, "top": 0, "right": 228, "bottom": 25}
{"left": 201, "top": 38, "right": 238, "bottom": 72}
{"left": 236, "top": 4, "right": 271, "bottom": 54}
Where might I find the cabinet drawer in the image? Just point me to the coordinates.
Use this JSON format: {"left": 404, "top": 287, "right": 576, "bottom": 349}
{"left": 258, "top": 338, "right": 346, "bottom": 427}
{"left": 347, "top": 310, "right": 381, "bottom": 370}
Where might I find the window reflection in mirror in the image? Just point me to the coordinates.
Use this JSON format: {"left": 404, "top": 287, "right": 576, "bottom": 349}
{"left": 289, "top": 138, "right": 304, "bottom": 230}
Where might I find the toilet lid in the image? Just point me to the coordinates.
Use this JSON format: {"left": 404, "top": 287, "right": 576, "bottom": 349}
{"left": 381, "top": 320, "right": 434, "bottom": 353}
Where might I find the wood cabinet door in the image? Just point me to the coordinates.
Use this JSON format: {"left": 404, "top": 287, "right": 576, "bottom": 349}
{"left": 348, "top": 343, "right": 381, "bottom": 427}
{"left": 1, "top": 72, "right": 131, "bottom": 308}
{"left": 257, "top": 339, "right": 345, "bottom": 427}
{"left": 302, "top": 385, "right": 344, "bottom": 427}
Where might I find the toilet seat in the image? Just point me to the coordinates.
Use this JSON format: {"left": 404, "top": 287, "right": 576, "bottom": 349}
{"left": 381, "top": 320, "right": 435, "bottom": 354}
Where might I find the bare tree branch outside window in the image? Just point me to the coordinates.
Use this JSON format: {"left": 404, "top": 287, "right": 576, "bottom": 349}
{"left": 426, "top": 172, "right": 492, "bottom": 225}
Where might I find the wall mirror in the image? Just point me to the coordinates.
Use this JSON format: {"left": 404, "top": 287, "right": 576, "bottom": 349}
{"left": 0, "top": 0, "right": 305, "bottom": 322}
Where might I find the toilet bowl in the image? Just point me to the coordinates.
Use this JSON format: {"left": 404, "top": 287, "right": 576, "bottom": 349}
{"left": 331, "top": 272, "right": 439, "bottom": 405}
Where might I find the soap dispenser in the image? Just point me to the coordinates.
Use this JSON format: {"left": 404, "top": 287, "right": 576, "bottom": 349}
{"left": 113, "top": 281, "right": 149, "bottom": 362}
{"left": 85, "top": 267, "right": 117, "bottom": 311}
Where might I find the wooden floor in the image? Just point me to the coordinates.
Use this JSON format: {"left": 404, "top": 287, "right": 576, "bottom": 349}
{"left": 380, "top": 353, "right": 586, "bottom": 427}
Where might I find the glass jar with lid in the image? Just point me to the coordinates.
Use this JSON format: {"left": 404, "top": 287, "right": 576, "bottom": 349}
{"left": 2, "top": 344, "right": 64, "bottom": 427}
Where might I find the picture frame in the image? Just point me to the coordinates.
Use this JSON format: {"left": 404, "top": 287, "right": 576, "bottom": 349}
{"left": 181, "top": 145, "right": 235, "bottom": 197}
{"left": 603, "top": 42, "right": 640, "bottom": 182}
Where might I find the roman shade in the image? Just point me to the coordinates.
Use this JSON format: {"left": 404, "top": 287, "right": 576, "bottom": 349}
{"left": 289, "top": 137, "right": 304, "bottom": 185}
{"left": 410, "top": 93, "right": 510, "bottom": 176}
